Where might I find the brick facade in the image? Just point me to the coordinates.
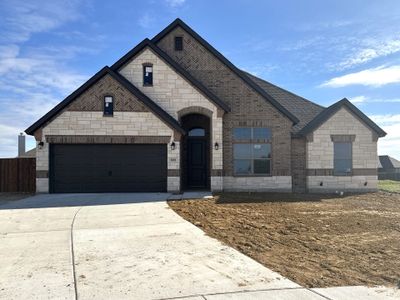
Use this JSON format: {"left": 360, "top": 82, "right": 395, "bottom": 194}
{"left": 67, "top": 74, "right": 149, "bottom": 112}
{"left": 156, "top": 26, "right": 293, "bottom": 178}
{"left": 30, "top": 20, "right": 383, "bottom": 194}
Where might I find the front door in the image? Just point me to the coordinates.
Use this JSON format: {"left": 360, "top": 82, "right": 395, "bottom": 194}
{"left": 187, "top": 138, "right": 207, "bottom": 188}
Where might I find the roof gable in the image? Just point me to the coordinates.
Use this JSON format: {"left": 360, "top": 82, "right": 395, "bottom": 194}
{"left": 379, "top": 155, "right": 400, "bottom": 169}
{"left": 152, "top": 18, "right": 299, "bottom": 124}
{"left": 298, "top": 98, "right": 386, "bottom": 138}
{"left": 25, "top": 67, "right": 184, "bottom": 135}
{"left": 111, "top": 39, "right": 230, "bottom": 112}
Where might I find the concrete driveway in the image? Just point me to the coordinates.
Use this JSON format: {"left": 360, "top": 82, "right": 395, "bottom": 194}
{"left": 0, "top": 194, "right": 398, "bottom": 300}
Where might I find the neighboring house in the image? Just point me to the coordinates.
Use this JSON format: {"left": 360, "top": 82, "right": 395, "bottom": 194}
{"left": 378, "top": 155, "right": 400, "bottom": 181}
{"left": 17, "top": 133, "right": 36, "bottom": 158}
{"left": 25, "top": 19, "right": 386, "bottom": 194}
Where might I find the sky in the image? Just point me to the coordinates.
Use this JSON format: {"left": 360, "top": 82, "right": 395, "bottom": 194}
{"left": 0, "top": 0, "right": 399, "bottom": 159}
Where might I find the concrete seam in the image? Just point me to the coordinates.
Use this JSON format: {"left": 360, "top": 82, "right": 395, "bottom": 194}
{"left": 70, "top": 207, "right": 83, "bottom": 300}
{"left": 155, "top": 287, "right": 310, "bottom": 300}
{"left": 306, "top": 288, "right": 334, "bottom": 300}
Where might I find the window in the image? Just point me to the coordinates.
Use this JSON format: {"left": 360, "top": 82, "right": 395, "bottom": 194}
{"left": 334, "top": 142, "right": 352, "bottom": 175}
{"left": 174, "top": 36, "right": 183, "bottom": 51}
{"left": 233, "top": 127, "right": 272, "bottom": 175}
{"left": 234, "top": 127, "right": 271, "bottom": 140}
{"left": 143, "top": 64, "right": 153, "bottom": 86}
{"left": 188, "top": 128, "right": 205, "bottom": 137}
{"left": 103, "top": 96, "right": 113, "bottom": 116}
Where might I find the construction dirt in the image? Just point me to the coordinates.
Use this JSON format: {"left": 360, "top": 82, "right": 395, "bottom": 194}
{"left": 168, "top": 192, "right": 400, "bottom": 288}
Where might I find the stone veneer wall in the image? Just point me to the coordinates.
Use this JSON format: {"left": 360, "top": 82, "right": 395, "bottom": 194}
{"left": 306, "top": 107, "right": 378, "bottom": 192}
{"left": 155, "top": 26, "right": 293, "bottom": 182}
{"left": 35, "top": 72, "right": 181, "bottom": 193}
{"left": 222, "top": 177, "right": 292, "bottom": 192}
{"left": 118, "top": 47, "right": 224, "bottom": 187}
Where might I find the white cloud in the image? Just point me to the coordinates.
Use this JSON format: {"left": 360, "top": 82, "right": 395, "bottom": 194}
{"left": 349, "top": 95, "right": 367, "bottom": 104}
{"left": 350, "top": 95, "right": 400, "bottom": 105}
{"left": 0, "top": 0, "right": 83, "bottom": 43}
{"left": 0, "top": 0, "right": 90, "bottom": 158}
{"left": 338, "top": 38, "right": 400, "bottom": 70}
{"left": 321, "top": 65, "right": 400, "bottom": 88}
{"left": 370, "top": 114, "right": 400, "bottom": 159}
{"left": 165, "top": 0, "right": 186, "bottom": 8}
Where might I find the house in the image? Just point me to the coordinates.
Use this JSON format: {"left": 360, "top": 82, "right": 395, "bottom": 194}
{"left": 378, "top": 155, "right": 400, "bottom": 181}
{"left": 25, "top": 19, "right": 386, "bottom": 194}
{"left": 17, "top": 133, "right": 36, "bottom": 158}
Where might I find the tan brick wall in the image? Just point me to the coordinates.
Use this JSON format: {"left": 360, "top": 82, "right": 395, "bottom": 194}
{"left": 155, "top": 26, "right": 293, "bottom": 177}
{"left": 223, "top": 176, "right": 292, "bottom": 192}
{"left": 36, "top": 111, "right": 179, "bottom": 192}
{"left": 118, "top": 47, "right": 224, "bottom": 173}
{"left": 306, "top": 107, "right": 378, "bottom": 191}
{"left": 307, "top": 107, "right": 377, "bottom": 169}
{"left": 118, "top": 48, "right": 219, "bottom": 120}
{"left": 307, "top": 176, "right": 377, "bottom": 192}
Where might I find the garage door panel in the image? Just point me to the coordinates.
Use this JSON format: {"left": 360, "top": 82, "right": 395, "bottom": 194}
{"left": 50, "top": 144, "right": 167, "bottom": 193}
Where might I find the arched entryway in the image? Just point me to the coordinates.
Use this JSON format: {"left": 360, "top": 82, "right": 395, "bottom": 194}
{"left": 180, "top": 113, "right": 211, "bottom": 190}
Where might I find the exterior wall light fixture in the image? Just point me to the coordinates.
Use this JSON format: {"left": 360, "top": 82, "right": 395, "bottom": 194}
{"left": 38, "top": 141, "right": 44, "bottom": 149}
{"left": 170, "top": 142, "right": 176, "bottom": 150}
{"left": 214, "top": 142, "right": 219, "bottom": 150}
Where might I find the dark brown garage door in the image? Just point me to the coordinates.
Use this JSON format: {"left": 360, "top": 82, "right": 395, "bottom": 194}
{"left": 50, "top": 144, "right": 167, "bottom": 193}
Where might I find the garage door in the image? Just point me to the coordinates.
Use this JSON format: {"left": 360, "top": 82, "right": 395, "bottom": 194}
{"left": 50, "top": 144, "right": 167, "bottom": 193}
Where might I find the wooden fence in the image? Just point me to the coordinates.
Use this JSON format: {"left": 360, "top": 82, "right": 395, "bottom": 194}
{"left": 379, "top": 172, "right": 400, "bottom": 181}
{"left": 0, "top": 158, "right": 36, "bottom": 192}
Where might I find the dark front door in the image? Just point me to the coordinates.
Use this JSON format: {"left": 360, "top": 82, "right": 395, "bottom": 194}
{"left": 50, "top": 144, "right": 167, "bottom": 193}
{"left": 187, "top": 138, "right": 207, "bottom": 188}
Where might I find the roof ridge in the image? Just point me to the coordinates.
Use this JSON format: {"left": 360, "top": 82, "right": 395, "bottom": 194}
{"left": 241, "top": 70, "right": 325, "bottom": 109}
{"left": 152, "top": 18, "right": 299, "bottom": 124}
{"left": 111, "top": 38, "right": 230, "bottom": 112}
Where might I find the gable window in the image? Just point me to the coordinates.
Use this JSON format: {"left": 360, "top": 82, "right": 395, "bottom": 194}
{"left": 233, "top": 127, "right": 272, "bottom": 175}
{"left": 174, "top": 36, "right": 183, "bottom": 51}
{"left": 143, "top": 64, "right": 153, "bottom": 86}
{"left": 334, "top": 142, "right": 352, "bottom": 175}
{"left": 103, "top": 96, "right": 113, "bottom": 116}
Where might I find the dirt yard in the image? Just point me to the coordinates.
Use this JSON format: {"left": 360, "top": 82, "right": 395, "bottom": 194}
{"left": 168, "top": 192, "right": 400, "bottom": 288}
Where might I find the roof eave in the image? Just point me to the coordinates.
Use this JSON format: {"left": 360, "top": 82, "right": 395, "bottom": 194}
{"left": 298, "top": 98, "right": 387, "bottom": 138}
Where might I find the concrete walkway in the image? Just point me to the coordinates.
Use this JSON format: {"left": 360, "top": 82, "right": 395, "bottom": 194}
{"left": 0, "top": 193, "right": 398, "bottom": 300}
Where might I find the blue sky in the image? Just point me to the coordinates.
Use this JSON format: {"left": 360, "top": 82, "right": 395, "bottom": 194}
{"left": 0, "top": 0, "right": 399, "bottom": 159}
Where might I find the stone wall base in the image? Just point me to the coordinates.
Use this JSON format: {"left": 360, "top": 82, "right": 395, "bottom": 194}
{"left": 36, "top": 178, "right": 49, "bottom": 193}
{"left": 222, "top": 176, "right": 292, "bottom": 192}
{"left": 307, "top": 175, "right": 378, "bottom": 193}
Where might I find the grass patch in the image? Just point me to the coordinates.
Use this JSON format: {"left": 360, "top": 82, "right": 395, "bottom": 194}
{"left": 379, "top": 180, "right": 400, "bottom": 193}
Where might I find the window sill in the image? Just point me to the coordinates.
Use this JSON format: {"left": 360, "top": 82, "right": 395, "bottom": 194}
{"left": 143, "top": 84, "right": 153, "bottom": 87}
{"left": 103, "top": 114, "right": 114, "bottom": 117}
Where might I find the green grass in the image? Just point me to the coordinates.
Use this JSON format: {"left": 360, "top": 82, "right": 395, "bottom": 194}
{"left": 378, "top": 180, "right": 400, "bottom": 193}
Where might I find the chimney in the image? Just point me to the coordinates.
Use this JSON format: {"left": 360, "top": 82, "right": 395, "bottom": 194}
{"left": 18, "top": 133, "right": 25, "bottom": 157}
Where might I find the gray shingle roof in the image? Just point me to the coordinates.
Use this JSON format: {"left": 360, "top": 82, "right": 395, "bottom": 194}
{"left": 379, "top": 155, "right": 400, "bottom": 170}
{"left": 242, "top": 71, "right": 324, "bottom": 132}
